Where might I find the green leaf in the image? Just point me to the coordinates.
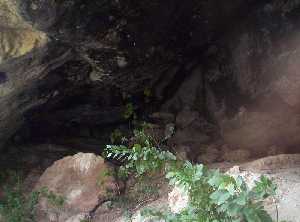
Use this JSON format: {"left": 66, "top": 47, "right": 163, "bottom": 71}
{"left": 210, "top": 190, "right": 231, "bottom": 205}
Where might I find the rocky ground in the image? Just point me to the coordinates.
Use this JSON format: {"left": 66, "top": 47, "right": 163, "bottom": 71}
{"left": 114, "top": 155, "right": 300, "bottom": 222}
{"left": 2, "top": 147, "right": 300, "bottom": 222}
{"left": 1, "top": 111, "right": 300, "bottom": 222}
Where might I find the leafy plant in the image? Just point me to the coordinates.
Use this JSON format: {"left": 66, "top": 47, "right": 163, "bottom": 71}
{"left": 123, "top": 103, "right": 135, "bottom": 120}
{"left": 0, "top": 172, "right": 65, "bottom": 222}
{"left": 143, "top": 87, "right": 152, "bottom": 103}
{"left": 110, "top": 129, "right": 124, "bottom": 144}
{"left": 106, "top": 129, "right": 277, "bottom": 222}
{"left": 0, "top": 173, "right": 40, "bottom": 222}
{"left": 106, "top": 130, "right": 176, "bottom": 178}
{"left": 39, "top": 187, "right": 65, "bottom": 210}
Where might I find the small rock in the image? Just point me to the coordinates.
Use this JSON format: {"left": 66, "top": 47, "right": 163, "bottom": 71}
{"left": 117, "top": 56, "right": 128, "bottom": 68}
{"left": 31, "top": 3, "right": 38, "bottom": 10}
{"left": 226, "top": 166, "right": 262, "bottom": 189}
{"left": 226, "top": 165, "right": 241, "bottom": 174}
{"left": 168, "top": 186, "right": 189, "bottom": 214}
{"left": 164, "top": 123, "right": 175, "bottom": 140}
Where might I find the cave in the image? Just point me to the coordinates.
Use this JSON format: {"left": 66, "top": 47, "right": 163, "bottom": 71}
{"left": 1, "top": 1, "right": 300, "bottom": 221}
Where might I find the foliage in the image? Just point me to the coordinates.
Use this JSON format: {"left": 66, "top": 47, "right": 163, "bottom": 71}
{"left": 0, "top": 172, "right": 64, "bottom": 222}
{"left": 110, "top": 129, "right": 124, "bottom": 144}
{"left": 105, "top": 129, "right": 277, "bottom": 222}
{"left": 106, "top": 130, "right": 176, "bottom": 178}
{"left": 143, "top": 87, "right": 152, "bottom": 98}
{"left": 143, "top": 87, "right": 152, "bottom": 103}
{"left": 0, "top": 177, "right": 40, "bottom": 222}
{"left": 39, "top": 187, "right": 65, "bottom": 210}
{"left": 123, "top": 103, "right": 135, "bottom": 120}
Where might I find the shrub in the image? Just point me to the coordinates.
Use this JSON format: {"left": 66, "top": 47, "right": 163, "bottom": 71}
{"left": 105, "top": 129, "right": 277, "bottom": 222}
{"left": 0, "top": 172, "right": 65, "bottom": 222}
{"left": 0, "top": 172, "right": 40, "bottom": 222}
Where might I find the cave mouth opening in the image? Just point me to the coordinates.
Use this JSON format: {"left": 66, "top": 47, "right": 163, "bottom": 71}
{"left": 3, "top": 60, "right": 300, "bottom": 177}
{"left": 3, "top": 99, "right": 300, "bottom": 179}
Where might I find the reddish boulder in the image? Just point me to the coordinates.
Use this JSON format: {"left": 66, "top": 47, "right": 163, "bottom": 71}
{"left": 35, "top": 153, "right": 119, "bottom": 222}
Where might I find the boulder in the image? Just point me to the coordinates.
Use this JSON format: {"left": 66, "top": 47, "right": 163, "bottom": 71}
{"left": 35, "top": 153, "right": 119, "bottom": 222}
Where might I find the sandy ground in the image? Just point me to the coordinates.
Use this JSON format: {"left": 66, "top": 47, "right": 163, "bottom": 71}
{"left": 265, "top": 167, "right": 300, "bottom": 222}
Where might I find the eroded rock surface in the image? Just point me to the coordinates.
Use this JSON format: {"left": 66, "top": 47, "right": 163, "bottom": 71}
{"left": 0, "top": 0, "right": 47, "bottom": 63}
{"left": 1, "top": 0, "right": 300, "bottom": 162}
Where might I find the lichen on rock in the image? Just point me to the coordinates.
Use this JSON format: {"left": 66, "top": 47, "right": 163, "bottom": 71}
{"left": 0, "top": 0, "right": 47, "bottom": 64}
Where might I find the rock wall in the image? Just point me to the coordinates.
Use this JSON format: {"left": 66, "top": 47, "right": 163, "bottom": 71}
{"left": 161, "top": 0, "right": 300, "bottom": 156}
{"left": 1, "top": 0, "right": 300, "bottom": 156}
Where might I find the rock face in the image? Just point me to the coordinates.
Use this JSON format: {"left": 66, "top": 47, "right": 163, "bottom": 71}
{"left": 212, "top": 2, "right": 300, "bottom": 154}
{"left": 1, "top": 0, "right": 300, "bottom": 158}
{"left": 160, "top": 1, "right": 300, "bottom": 156}
{"left": 0, "top": 0, "right": 127, "bottom": 149}
{"left": 0, "top": 0, "right": 47, "bottom": 63}
{"left": 35, "top": 153, "right": 119, "bottom": 222}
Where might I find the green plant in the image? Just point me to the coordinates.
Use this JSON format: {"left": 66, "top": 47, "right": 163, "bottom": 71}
{"left": 123, "top": 103, "right": 135, "bottom": 120}
{"left": 96, "top": 169, "right": 112, "bottom": 186}
{"left": 0, "top": 173, "right": 40, "bottom": 222}
{"left": 146, "top": 163, "right": 276, "bottom": 222}
{"left": 110, "top": 129, "right": 124, "bottom": 144}
{"left": 106, "top": 129, "right": 277, "bottom": 222}
{"left": 39, "top": 187, "right": 65, "bottom": 210}
{"left": 143, "top": 87, "right": 152, "bottom": 103}
{"left": 106, "top": 130, "right": 176, "bottom": 178}
{"left": 0, "top": 170, "right": 66, "bottom": 222}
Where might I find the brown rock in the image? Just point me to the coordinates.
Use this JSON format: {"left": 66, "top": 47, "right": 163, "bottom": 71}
{"left": 35, "top": 153, "right": 119, "bottom": 222}
{"left": 175, "top": 145, "right": 191, "bottom": 160}
{"left": 176, "top": 107, "right": 199, "bottom": 129}
{"left": 222, "top": 148, "right": 251, "bottom": 163}
{"left": 150, "top": 112, "right": 175, "bottom": 124}
{"left": 267, "top": 145, "right": 285, "bottom": 156}
{"left": 242, "top": 154, "right": 300, "bottom": 171}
